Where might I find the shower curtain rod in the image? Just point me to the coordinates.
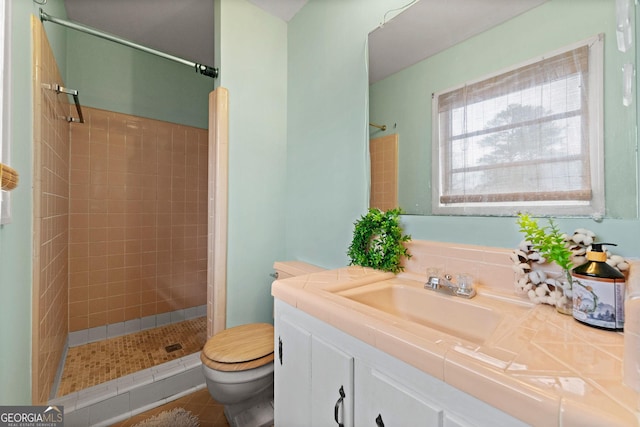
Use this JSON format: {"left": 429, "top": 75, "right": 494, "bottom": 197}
{"left": 369, "top": 122, "right": 387, "bottom": 131}
{"left": 39, "top": 9, "right": 218, "bottom": 79}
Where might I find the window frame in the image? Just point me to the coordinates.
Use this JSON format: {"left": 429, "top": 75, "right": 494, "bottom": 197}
{"left": 431, "top": 35, "right": 604, "bottom": 217}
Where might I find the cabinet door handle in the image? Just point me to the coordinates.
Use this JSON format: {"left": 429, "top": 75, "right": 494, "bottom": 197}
{"left": 334, "top": 385, "right": 346, "bottom": 427}
{"left": 375, "top": 414, "right": 384, "bottom": 427}
{"left": 278, "top": 336, "right": 283, "bottom": 365}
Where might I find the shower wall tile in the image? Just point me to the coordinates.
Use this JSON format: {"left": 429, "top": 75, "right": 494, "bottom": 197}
{"left": 32, "top": 17, "right": 70, "bottom": 404}
{"left": 369, "top": 133, "right": 399, "bottom": 211}
{"left": 69, "top": 107, "right": 208, "bottom": 332}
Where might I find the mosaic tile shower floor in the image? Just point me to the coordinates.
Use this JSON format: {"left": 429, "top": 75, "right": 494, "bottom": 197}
{"left": 56, "top": 317, "right": 207, "bottom": 397}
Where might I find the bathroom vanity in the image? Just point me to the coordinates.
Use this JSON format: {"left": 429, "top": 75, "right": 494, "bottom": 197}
{"left": 274, "top": 299, "right": 524, "bottom": 426}
{"left": 271, "top": 253, "right": 639, "bottom": 427}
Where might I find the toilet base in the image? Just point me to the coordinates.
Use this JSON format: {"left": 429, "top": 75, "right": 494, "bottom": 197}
{"left": 223, "top": 387, "right": 274, "bottom": 427}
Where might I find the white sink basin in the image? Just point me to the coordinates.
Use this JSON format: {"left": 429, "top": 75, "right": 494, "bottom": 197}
{"left": 335, "top": 278, "right": 531, "bottom": 344}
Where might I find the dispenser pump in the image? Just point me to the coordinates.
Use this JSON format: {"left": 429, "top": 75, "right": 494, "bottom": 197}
{"left": 574, "top": 242, "right": 623, "bottom": 278}
{"left": 585, "top": 242, "right": 615, "bottom": 262}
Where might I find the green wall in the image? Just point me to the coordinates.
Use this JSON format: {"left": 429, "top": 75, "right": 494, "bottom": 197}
{"left": 285, "top": 0, "right": 409, "bottom": 268}
{"left": 217, "top": 0, "right": 287, "bottom": 327}
{"left": 65, "top": 32, "right": 214, "bottom": 129}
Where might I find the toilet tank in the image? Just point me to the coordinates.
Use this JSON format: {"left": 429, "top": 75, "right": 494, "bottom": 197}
{"left": 272, "top": 261, "right": 325, "bottom": 280}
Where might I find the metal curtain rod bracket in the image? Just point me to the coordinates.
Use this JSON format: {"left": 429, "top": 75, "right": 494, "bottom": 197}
{"left": 39, "top": 8, "right": 219, "bottom": 79}
{"left": 54, "top": 84, "right": 84, "bottom": 123}
{"left": 369, "top": 122, "right": 387, "bottom": 131}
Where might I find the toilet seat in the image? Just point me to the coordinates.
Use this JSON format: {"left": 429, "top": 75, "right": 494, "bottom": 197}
{"left": 201, "top": 323, "right": 274, "bottom": 372}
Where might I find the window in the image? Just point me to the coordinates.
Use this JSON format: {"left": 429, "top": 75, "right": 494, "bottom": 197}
{"left": 432, "top": 35, "right": 604, "bottom": 217}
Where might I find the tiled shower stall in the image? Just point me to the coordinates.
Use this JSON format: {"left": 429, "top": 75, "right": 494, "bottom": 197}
{"left": 32, "top": 16, "right": 208, "bottom": 403}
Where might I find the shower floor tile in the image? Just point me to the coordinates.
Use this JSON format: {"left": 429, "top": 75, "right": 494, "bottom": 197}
{"left": 56, "top": 317, "right": 207, "bottom": 397}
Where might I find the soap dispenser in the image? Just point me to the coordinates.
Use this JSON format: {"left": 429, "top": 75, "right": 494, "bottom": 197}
{"left": 571, "top": 243, "right": 625, "bottom": 331}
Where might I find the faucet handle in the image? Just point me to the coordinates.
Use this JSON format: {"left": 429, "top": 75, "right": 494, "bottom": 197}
{"left": 425, "top": 267, "right": 442, "bottom": 289}
{"left": 455, "top": 273, "right": 476, "bottom": 298}
{"left": 456, "top": 273, "right": 473, "bottom": 289}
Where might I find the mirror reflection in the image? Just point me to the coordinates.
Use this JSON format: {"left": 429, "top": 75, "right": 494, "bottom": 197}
{"left": 368, "top": 0, "right": 637, "bottom": 217}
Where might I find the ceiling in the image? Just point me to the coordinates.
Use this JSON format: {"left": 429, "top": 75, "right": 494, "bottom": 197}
{"left": 63, "top": 0, "right": 308, "bottom": 68}
{"left": 368, "top": 0, "right": 548, "bottom": 84}
{"left": 62, "top": 0, "right": 546, "bottom": 83}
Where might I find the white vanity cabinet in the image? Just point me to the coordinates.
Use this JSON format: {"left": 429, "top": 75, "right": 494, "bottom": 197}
{"left": 354, "top": 362, "right": 446, "bottom": 426}
{"left": 274, "top": 299, "right": 526, "bottom": 427}
{"left": 311, "top": 336, "right": 354, "bottom": 427}
{"left": 274, "top": 308, "right": 354, "bottom": 427}
{"left": 274, "top": 313, "right": 312, "bottom": 425}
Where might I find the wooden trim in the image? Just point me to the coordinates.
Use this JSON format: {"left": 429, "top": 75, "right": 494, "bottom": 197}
{"left": 209, "top": 87, "right": 229, "bottom": 337}
{"left": 440, "top": 189, "right": 592, "bottom": 204}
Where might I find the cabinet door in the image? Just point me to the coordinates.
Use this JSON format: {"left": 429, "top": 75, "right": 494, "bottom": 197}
{"left": 355, "top": 362, "right": 444, "bottom": 427}
{"left": 274, "top": 314, "right": 312, "bottom": 427}
{"left": 311, "top": 336, "right": 354, "bottom": 427}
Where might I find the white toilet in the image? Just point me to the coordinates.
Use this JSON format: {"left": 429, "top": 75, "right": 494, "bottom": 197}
{"left": 201, "top": 261, "right": 324, "bottom": 427}
{"left": 201, "top": 323, "right": 275, "bottom": 427}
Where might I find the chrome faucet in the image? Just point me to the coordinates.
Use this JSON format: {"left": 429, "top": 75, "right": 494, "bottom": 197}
{"left": 425, "top": 269, "right": 476, "bottom": 299}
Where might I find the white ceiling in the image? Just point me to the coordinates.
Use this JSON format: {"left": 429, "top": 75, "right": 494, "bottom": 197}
{"left": 63, "top": 0, "right": 308, "bottom": 68}
{"left": 62, "top": 0, "right": 546, "bottom": 82}
{"left": 368, "top": 0, "right": 548, "bottom": 83}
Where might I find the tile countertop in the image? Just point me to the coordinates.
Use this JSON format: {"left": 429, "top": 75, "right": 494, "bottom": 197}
{"left": 271, "top": 266, "right": 640, "bottom": 427}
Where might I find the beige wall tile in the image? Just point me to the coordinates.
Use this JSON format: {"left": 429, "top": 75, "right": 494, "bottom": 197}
{"left": 32, "top": 17, "right": 70, "bottom": 403}
{"left": 369, "top": 133, "right": 398, "bottom": 211}
{"left": 69, "top": 106, "right": 208, "bottom": 332}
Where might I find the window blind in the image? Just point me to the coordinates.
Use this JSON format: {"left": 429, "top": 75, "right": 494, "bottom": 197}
{"left": 433, "top": 37, "right": 603, "bottom": 216}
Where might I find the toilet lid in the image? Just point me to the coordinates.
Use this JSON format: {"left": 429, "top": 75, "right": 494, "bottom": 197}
{"left": 202, "top": 323, "right": 274, "bottom": 364}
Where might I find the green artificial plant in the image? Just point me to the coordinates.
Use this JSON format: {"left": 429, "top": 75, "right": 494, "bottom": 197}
{"left": 516, "top": 213, "right": 605, "bottom": 314}
{"left": 347, "top": 208, "right": 411, "bottom": 273}
{"left": 516, "top": 213, "right": 573, "bottom": 273}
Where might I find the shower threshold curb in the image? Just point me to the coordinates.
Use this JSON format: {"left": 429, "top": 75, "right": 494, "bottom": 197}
{"left": 49, "top": 352, "right": 205, "bottom": 427}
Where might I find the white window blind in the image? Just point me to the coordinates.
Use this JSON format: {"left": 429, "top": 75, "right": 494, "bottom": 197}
{"left": 433, "top": 35, "right": 604, "bottom": 217}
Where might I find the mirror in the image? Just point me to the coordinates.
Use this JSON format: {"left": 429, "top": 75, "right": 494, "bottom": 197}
{"left": 368, "top": 0, "right": 637, "bottom": 217}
